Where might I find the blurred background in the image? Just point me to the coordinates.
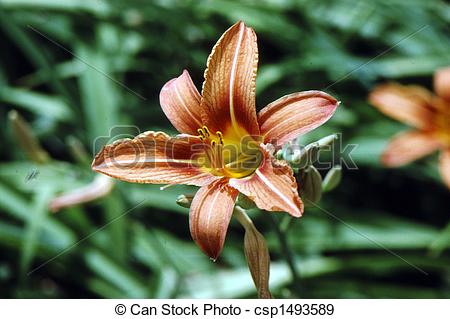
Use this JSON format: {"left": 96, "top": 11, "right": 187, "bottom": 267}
{"left": 0, "top": 0, "right": 449, "bottom": 298}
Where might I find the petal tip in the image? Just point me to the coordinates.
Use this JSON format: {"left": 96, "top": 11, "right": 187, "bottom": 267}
{"left": 235, "top": 20, "right": 246, "bottom": 28}
{"left": 289, "top": 210, "right": 302, "bottom": 218}
{"left": 289, "top": 199, "right": 304, "bottom": 218}
{"left": 434, "top": 66, "right": 450, "bottom": 100}
{"left": 91, "top": 152, "right": 103, "bottom": 172}
{"left": 189, "top": 181, "right": 238, "bottom": 260}
{"left": 380, "top": 154, "right": 398, "bottom": 167}
{"left": 258, "top": 90, "right": 340, "bottom": 146}
{"left": 381, "top": 148, "right": 407, "bottom": 168}
{"left": 195, "top": 240, "right": 224, "bottom": 261}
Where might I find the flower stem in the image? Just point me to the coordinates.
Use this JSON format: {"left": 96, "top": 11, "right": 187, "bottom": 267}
{"left": 280, "top": 214, "right": 294, "bottom": 233}
{"left": 234, "top": 205, "right": 254, "bottom": 230}
{"left": 269, "top": 214, "right": 301, "bottom": 294}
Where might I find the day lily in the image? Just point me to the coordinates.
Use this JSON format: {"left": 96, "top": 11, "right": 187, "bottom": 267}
{"left": 369, "top": 67, "right": 450, "bottom": 189}
{"left": 92, "top": 21, "right": 339, "bottom": 259}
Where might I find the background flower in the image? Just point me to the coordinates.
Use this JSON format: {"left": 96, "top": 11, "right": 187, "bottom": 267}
{"left": 369, "top": 68, "right": 450, "bottom": 189}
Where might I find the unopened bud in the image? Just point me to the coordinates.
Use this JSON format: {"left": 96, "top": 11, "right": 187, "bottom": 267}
{"left": 281, "top": 143, "right": 293, "bottom": 161}
{"left": 8, "top": 110, "right": 49, "bottom": 163}
{"left": 322, "top": 165, "right": 342, "bottom": 192}
{"left": 244, "top": 226, "right": 272, "bottom": 299}
{"left": 316, "top": 134, "right": 338, "bottom": 148}
{"left": 299, "top": 166, "right": 322, "bottom": 204}
{"left": 234, "top": 207, "right": 272, "bottom": 299}
{"left": 291, "top": 143, "right": 319, "bottom": 168}
{"left": 176, "top": 194, "right": 194, "bottom": 208}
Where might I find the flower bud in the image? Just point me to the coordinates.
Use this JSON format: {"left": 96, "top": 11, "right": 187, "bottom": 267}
{"left": 234, "top": 207, "right": 272, "bottom": 299}
{"left": 290, "top": 143, "right": 319, "bottom": 168}
{"left": 244, "top": 226, "right": 272, "bottom": 299}
{"left": 316, "top": 134, "right": 338, "bottom": 148}
{"left": 8, "top": 110, "right": 49, "bottom": 164}
{"left": 176, "top": 194, "right": 194, "bottom": 208}
{"left": 299, "top": 165, "right": 322, "bottom": 204}
{"left": 322, "top": 165, "right": 342, "bottom": 192}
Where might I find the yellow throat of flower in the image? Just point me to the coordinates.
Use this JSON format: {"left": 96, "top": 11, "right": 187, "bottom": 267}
{"left": 196, "top": 125, "right": 262, "bottom": 178}
{"left": 433, "top": 107, "right": 450, "bottom": 146}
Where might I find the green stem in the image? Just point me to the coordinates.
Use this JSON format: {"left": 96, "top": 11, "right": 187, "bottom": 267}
{"left": 269, "top": 214, "right": 301, "bottom": 293}
{"left": 280, "top": 214, "right": 294, "bottom": 233}
{"left": 234, "top": 205, "right": 254, "bottom": 231}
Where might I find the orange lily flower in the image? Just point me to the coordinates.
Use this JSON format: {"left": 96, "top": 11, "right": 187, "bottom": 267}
{"left": 369, "top": 67, "right": 450, "bottom": 189}
{"left": 92, "top": 21, "right": 339, "bottom": 259}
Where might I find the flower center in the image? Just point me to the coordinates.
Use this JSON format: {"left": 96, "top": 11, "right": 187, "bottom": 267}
{"left": 196, "top": 126, "right": 262, "bottom": 178}
{"left": 433, "top": 106, "right": 450, "bottom": 146}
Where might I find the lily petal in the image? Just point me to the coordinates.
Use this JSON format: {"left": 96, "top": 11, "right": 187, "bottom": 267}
{"left": 258, "top": 91, "right": 339, "bottom": 147}
{"left": 230, "top": 149, "right": 303, "bottom": 217}
{"left": 201, "top": 21, "right": 260, "bottom": 137}
{"left": 434, "top": 67, "right": 450, "bottom": 101}
{"left": 189, "top": 179, "right": 239, "bottom": 260}
{"left": 369, "top": 83, "right": 434, "bottom": 129}
{"left": 160, "top": 70, "right": 203, "bottom": 135}
{"left": 92, "top": 131, "right": 218, "bottom": 186}
{"left": 439, "top": 149, "right": 450, "bottom": 189}
{"left": 381, "top": 130, "right": 441, "bottom": 167}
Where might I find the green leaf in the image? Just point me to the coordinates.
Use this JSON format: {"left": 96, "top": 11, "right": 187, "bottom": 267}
{"left": 180, "top": 257, "right": 341, "bottom": 298}
{"left": 20, "top": 185, "right": 55, "bottom": 275}
{"left": 0, "top": 0, "right": 112, "bottom": 16}
{"left": 1, "top": 88, "right": 73, "bottom": 121}
{"left": 85, "top": 250, "right": 148, "bottom": 298}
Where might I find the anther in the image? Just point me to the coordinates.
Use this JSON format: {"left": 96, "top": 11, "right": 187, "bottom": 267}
{"left": 202, "top": 126, "right": 210, "bottom": 137}
{"left": 216, "top": 131, "right": 224, "bottom": 145}
{"left": 197, "top": 128, "right": 205, "bottom": 138}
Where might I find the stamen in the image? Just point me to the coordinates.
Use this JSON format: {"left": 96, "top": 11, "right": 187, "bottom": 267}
{"left": 197, "top": 128, "right": 205, "bottom": 138}
{"left": 209, "top": 140, "right": 223, "bottom": 170}
{"left": 195, "top": 125, "right": 259, "bottom": 178}
{"left": 216, "top": 140, "right": 223, "bottom": 168}
{"left": 216, "top": 131, "right": 224, "bottom": 145}
{"left": 204, "top": 145, "right": 214, "bottom": 169}
{"left": 202, "top": 126, "right": 210, "bottom": 137}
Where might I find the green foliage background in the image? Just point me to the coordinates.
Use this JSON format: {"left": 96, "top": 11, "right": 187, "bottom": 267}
{"left": 0, "top": 0, "right": 449, "bottom": 298}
